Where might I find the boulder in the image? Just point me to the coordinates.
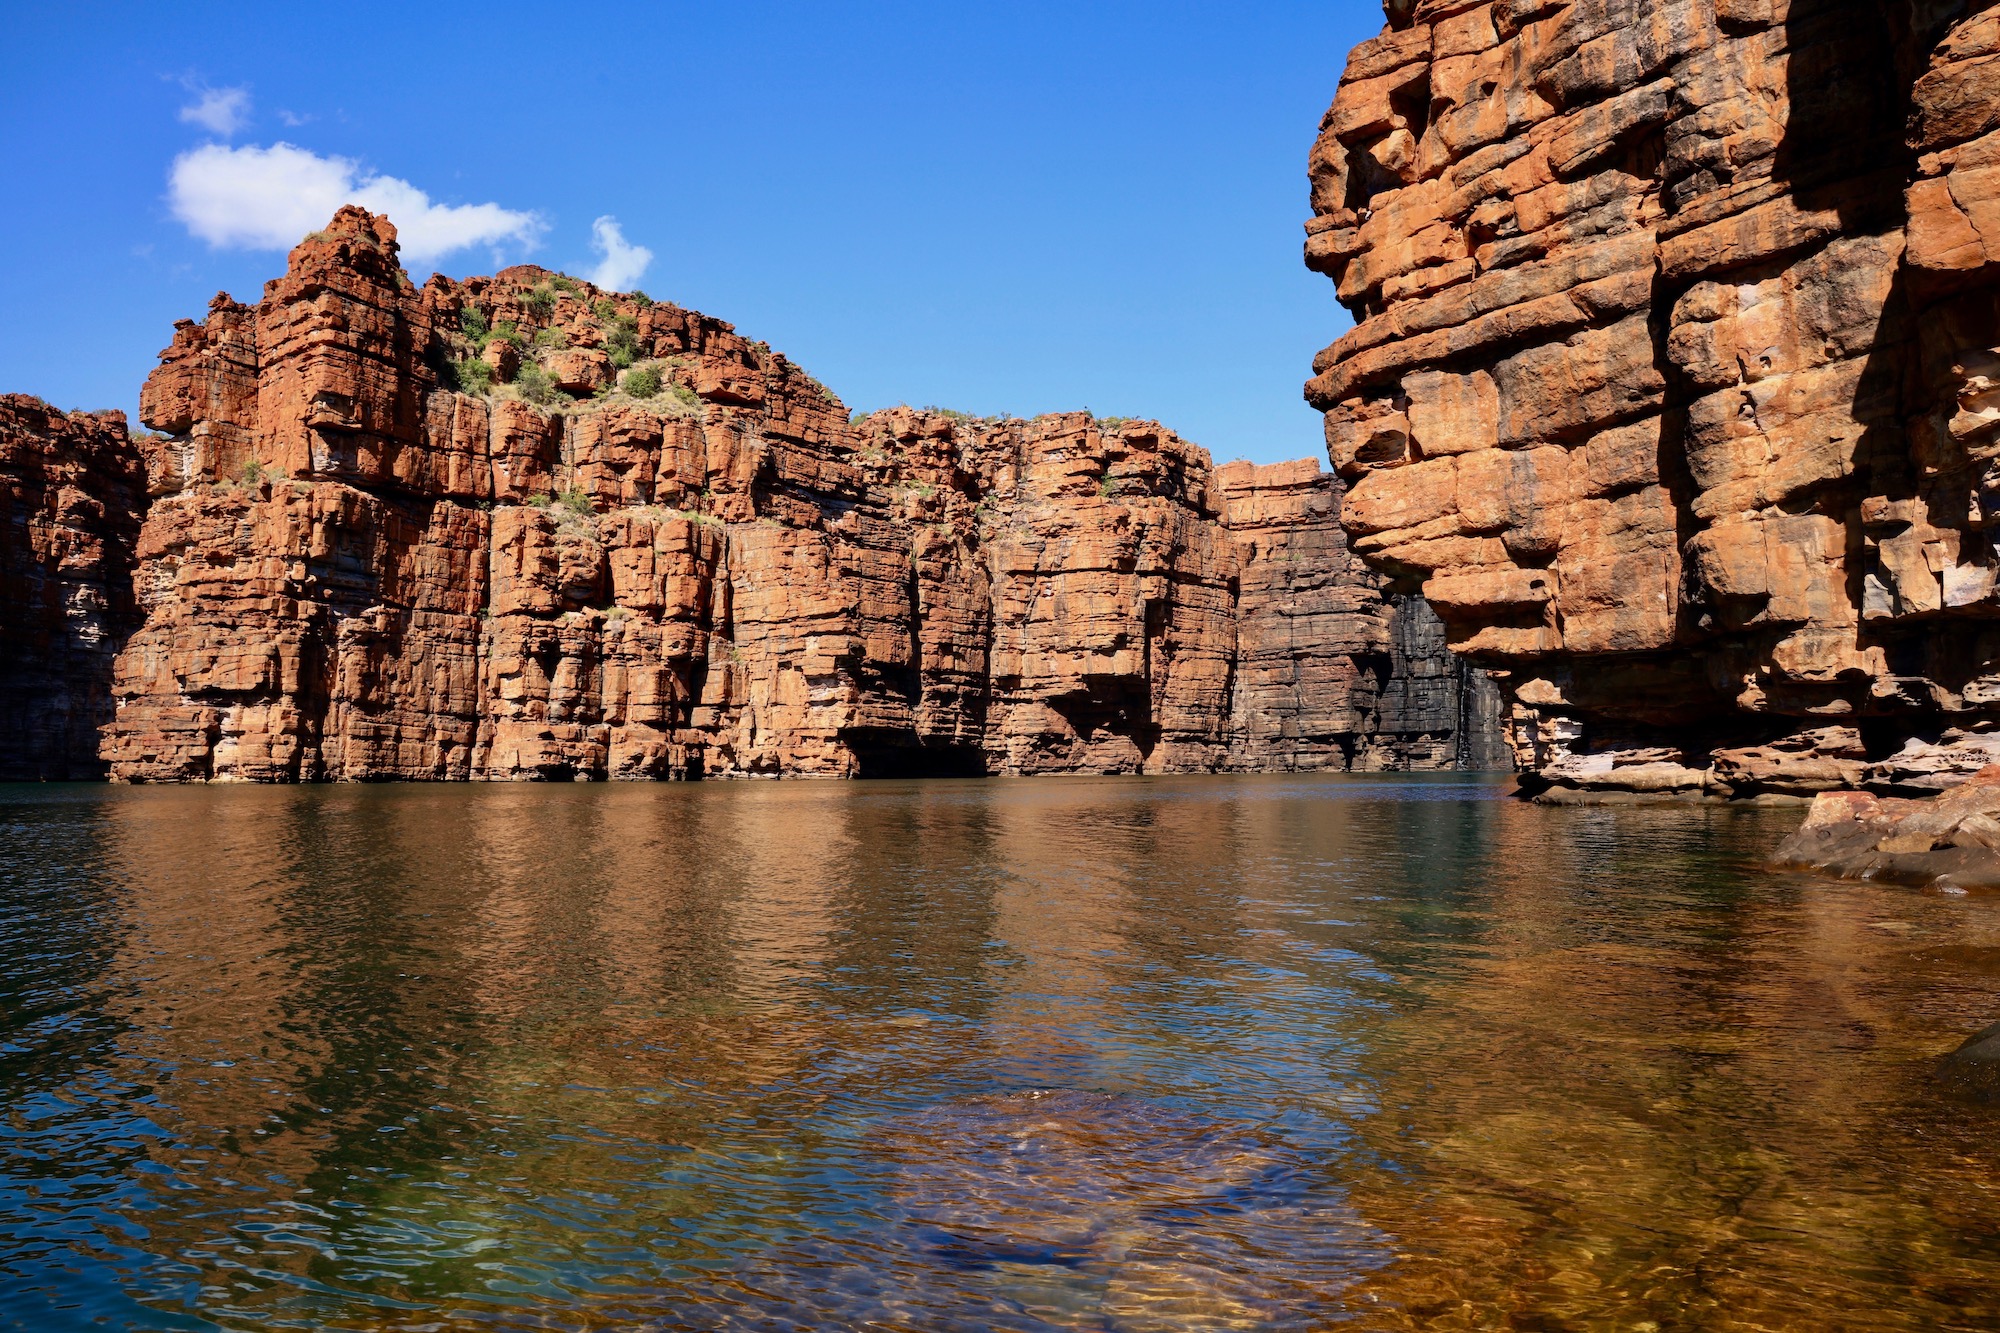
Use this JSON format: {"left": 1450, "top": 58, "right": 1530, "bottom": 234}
{"left": 1771, "top": 766, "right": 2000, "bottom": 887}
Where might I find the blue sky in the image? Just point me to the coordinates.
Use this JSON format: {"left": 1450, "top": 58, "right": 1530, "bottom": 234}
{"left": 0, "top": 2, "right": 1381, "bottom": 465}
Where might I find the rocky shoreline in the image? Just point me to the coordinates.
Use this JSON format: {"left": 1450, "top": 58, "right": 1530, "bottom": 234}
{"left": 1772, "top": 766, "right": 2000, "bottom": 890}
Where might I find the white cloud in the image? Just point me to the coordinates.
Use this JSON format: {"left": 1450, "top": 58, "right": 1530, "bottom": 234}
{"left": 167, "top": 142, "right": 543, "bottom": 265}
{"left": 179, "top": 84, "right": 251, "bottom": 137}
{"left": 586, "top": 215, "right": 653, "bottom": 291}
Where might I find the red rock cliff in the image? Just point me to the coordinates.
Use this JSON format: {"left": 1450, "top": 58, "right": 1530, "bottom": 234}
{"left": 1309, "top": 0, "right": 2000, "bottom": 799}
{"left": 91, "top": 206, "right": 1498, "bottom": 781}
{"left": 0, "top": 397, "right": 147, "bottom": 778}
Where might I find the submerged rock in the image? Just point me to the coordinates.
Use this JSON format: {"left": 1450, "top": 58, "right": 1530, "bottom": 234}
{"left": 1938, "top": 1022, "right": 2000, "bottom": 1102}
{"left": 650, "top": 1089, "right": 1382, "bottom": 1332}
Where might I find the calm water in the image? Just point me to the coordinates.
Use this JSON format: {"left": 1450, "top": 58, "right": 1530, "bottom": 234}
{"left": 3, "top": 775, "right": 1999, "bottom": 1331}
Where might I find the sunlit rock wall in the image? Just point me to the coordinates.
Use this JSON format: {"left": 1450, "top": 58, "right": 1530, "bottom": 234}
{"left": 11, "top": 206, "right": 1501, "bottom": 782}
{"left": 1308, "top": 0, "right": 2000, "bottom": 799}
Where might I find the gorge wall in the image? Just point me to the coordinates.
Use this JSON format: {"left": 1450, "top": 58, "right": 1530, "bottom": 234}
{"left": 0, "top": 397, "right": 145, "bottom": 778}
{"left": 1309, "top": 0, "right": 2000, "bottom": 800}
{"left": 7, "top": 206, "right": 1501, "bottom": 782}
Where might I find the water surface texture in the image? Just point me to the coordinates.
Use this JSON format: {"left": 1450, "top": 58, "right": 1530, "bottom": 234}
{"left": 4, "top": 776, "right": 2000, "bottom": 1330}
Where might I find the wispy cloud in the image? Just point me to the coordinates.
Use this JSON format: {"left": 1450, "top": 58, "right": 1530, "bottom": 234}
{"left": 586, "top": 216, "right": 653, "bottom": 291}
{"left": 168, "top": 142, "right": 543, "bottom": 265}
{"left": 178, "top": 82, "right": 251, "bottom": 137}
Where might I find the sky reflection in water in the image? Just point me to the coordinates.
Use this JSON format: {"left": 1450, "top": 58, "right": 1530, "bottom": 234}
{"left": 2, "top": 775, "right": 1998, "bottom": 1330}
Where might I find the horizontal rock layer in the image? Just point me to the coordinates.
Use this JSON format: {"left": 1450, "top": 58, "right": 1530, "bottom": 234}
{"left": 1308, "top": 0, "right": 2000, "bottom": 802}
{"left": 29, "top": 206, "right": 1500, "bottom": 782}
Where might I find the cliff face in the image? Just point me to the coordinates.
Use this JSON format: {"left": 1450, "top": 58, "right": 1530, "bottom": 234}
{"left": 80, "top": 206, "right": 1497, "bottom": 782}
{"left": 1219, "top": 457, "right": 1508, "bottom": 770}
{"left": 0, "top": 396, "right": 146, "bottom": 778}
{"left": 1308, "top": 0, "right": 2000, "bottom": 799}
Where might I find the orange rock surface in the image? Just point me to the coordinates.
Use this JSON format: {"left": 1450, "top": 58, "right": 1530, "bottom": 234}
{"left": 79, "top": 207, "right": 1499, "bottom": 782}
{"left": 1309, "top": 0, "right": 2000, "bottom": 799}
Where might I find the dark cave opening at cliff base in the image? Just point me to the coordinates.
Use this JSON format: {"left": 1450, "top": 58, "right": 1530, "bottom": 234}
{"left": 840, "top": 730, "right": 989, "bottom": 780}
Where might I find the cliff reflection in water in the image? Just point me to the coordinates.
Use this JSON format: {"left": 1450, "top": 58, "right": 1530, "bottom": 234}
{"left": 2, "top": 777, "right": 1999, "bottom": 1329}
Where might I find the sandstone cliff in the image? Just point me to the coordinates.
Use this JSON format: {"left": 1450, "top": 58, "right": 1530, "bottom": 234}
{"left": 1219, "top": 457, "right": 1508, "bottom": 771}
{"left": 0, "top": 396, "right": 145, "bottom": 778}
{"left": 1308, "top": 0, "right": 2000, "bottom": 800}
{"left": 54, "top": 206, "right": 1498, "bottom": 782}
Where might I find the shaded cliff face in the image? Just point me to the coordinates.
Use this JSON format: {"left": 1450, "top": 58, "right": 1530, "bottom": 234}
{"left": 1219, "top": 457, "right": 1507, "bottom": 770}
{"left": 0, "top": 396, "right": 146, "bottom": 778}
{"left": 1308, "top": 0, "right": 2000, "bottom": 797}
{"left": 97, "top": 206, "right": 1495, "bottom": 782}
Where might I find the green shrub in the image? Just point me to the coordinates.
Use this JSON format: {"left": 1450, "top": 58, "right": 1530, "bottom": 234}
{"left": 924, "top": 405, "right": 970, "bottom": 421}
{"left": 452, "top": 356, "right": 495, "bottom": 395}
{"left": 239, "top": 459, "right": 267, "bottom": 487}
{"left": 515, "top": 363, "right": 558, "bottom": 404}
{"left": 593, "top": 298, "right": 619, "bottom": 320}
{"left": 525, "top": 286, "right": 557, "bottom": 320}
{"left": 624, "top": 365, "right": 663, "bottom": 399}
{"left": 605, "top": 316, "right": 641, "bottom": 369}
{"left": 551, "top": 274, "right": 582, "bottom": 294}
{"left": 558, "top": 487, "right": 593, "bottom": 515}
{"left": 628, "top": 290, "right": 654, "bottom": 308}
{"left": 491, "top": 320, "right": 522, "bottom": 347}
{"left": 1098, "top": 475, "right": 1117, "bottom": 497}
{"left": 671, "top": 383, "right": 700, "bottom": 408}
{"left": 460, "top": 306, "right": 490, "bottom": 344}
{"left": 533, "top": 327, "right": 569, "bottom": 350}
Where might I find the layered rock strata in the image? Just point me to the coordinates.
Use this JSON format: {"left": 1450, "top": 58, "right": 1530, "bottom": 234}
{"left": 1308, "top": 0, "right": 2000, "bottom": 802}
{"left": 68, "top": 206, "right": 1497, "bottom": 782}
{"left": 1219, "top": 458, "right": 1509, "bottom": 770}
{"left": 0, "top": 396, "right": 146, "bottom": 778}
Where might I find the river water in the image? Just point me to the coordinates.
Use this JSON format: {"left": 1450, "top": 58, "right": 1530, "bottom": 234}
{"left": 2, "top": 775, "right": 1999, "bottom": 1330}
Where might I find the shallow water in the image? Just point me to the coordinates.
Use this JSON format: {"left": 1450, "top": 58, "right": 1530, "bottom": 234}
{"left": 2, "top": 774, "right": 1999, "bottom": 1330}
